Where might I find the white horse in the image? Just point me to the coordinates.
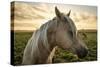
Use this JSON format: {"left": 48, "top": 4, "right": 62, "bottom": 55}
{"left": 22, "top": 7, "right": 88, "bottom": 65}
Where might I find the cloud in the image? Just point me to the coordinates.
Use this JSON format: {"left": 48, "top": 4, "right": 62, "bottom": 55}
{"left": 11, "top": 2, "right": 47, "bottom": 20}
{"left": 71, "top": 11, "right": 97, "bottom": 23}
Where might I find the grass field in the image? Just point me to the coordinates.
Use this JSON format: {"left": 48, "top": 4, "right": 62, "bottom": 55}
{"left": 13, "top": 31, "right": 97, "bottom": 65}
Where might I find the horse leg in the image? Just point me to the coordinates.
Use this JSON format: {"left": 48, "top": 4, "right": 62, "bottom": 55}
{"left": 46, "top": 46, "right": 58, "bottom": 63}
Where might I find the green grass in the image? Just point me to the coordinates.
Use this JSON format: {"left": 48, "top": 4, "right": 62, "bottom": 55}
{"left": 13, "top": 32, "right": 97, "bottom": 65}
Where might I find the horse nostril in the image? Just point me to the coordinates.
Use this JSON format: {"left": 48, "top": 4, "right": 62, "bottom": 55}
{"left": 76, "top": 47, "right": 88, "bottom": 59}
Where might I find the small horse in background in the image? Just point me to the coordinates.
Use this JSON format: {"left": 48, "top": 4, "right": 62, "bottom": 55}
{"left": 22, "top": 7, "right": 88, "bottom": 65}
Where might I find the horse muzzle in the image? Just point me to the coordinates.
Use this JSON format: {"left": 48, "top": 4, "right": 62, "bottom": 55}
{"left": 76, "top": 47, "right": 88, "bottom": 58}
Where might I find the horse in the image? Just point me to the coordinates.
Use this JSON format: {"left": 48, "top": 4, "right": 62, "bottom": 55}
{"left": 22, "top": 7, "right": 88, "bottom": 65}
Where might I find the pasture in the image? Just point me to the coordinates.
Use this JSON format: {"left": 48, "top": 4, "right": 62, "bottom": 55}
{"left": 13, "top": 31, "right": 97, "bottom": 65}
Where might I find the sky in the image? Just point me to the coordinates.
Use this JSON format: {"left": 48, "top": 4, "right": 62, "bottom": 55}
{"left": 11, "top": 1, "right": 97, "bottom": 31}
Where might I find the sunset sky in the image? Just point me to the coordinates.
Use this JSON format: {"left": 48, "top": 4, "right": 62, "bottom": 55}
{"left": 11, "top": 1, "right": 97, "bottom": 31}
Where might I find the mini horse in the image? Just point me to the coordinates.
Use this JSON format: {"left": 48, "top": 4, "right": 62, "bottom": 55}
{"left": 22, "top": 7, "right": 88, "bottom": 65}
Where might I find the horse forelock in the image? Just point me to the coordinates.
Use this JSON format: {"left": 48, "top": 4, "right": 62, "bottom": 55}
{"left": 67, "top": 17, "right": 77, "bottom": 34}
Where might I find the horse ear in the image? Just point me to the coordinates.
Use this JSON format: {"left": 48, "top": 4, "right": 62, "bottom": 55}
{"left": 67, "top": 10, "right": 71, "bottom": 16}
{"left": 55, "top": 6, "right": 61, "bottom": 19}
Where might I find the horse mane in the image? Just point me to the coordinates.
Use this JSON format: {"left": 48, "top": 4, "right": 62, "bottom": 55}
{"left": 31, "top": 17, "right": 57, "bottom": 53}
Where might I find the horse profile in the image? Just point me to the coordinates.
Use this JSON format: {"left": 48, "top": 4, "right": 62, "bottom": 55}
{"left": 22, "top": 7, "right": 88, "bottom": 65}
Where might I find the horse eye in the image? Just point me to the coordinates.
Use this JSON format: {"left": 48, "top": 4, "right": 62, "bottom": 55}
{"left": 69, "top": 31, "right": 73, "bottom": 37}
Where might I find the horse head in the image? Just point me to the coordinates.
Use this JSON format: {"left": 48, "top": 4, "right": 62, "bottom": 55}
{"left": 53, "top": 7, "right": 88, "bottom": 58}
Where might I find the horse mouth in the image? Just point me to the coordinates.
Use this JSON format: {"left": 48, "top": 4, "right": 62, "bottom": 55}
{"left": 76, "top": 47, "right": 88, "bottom": 58}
